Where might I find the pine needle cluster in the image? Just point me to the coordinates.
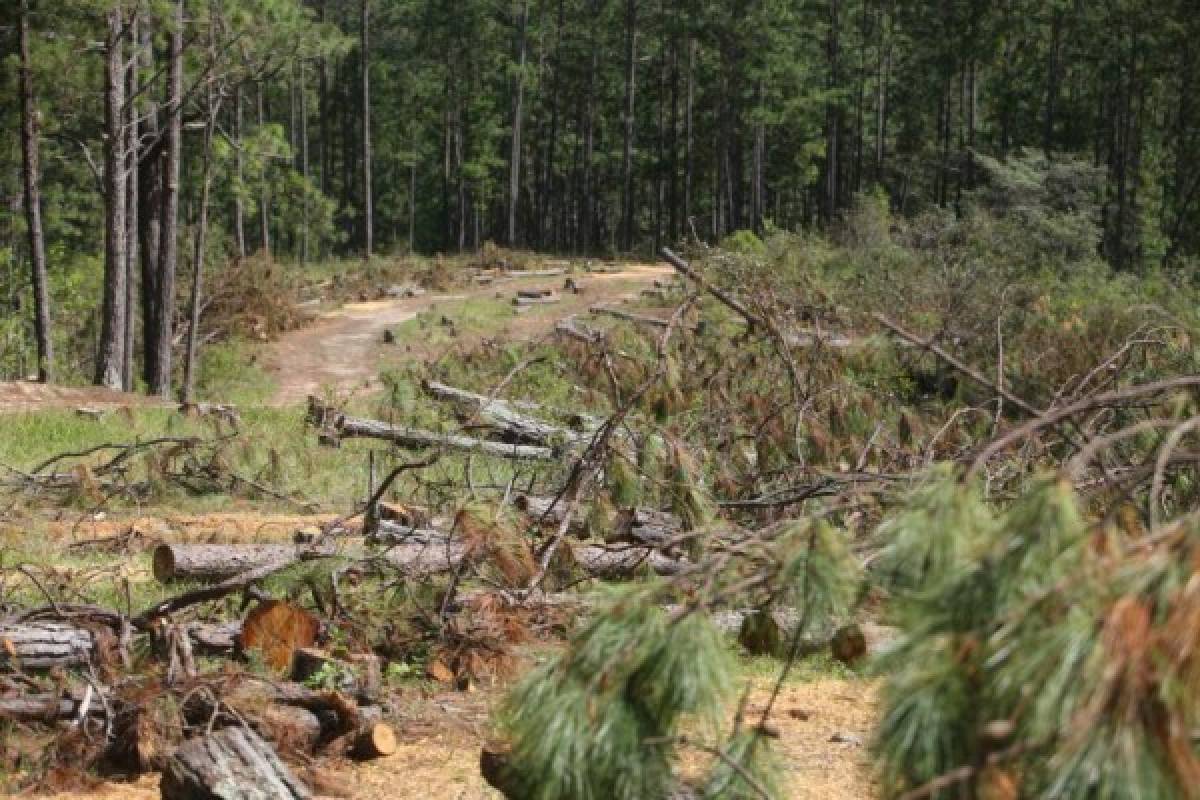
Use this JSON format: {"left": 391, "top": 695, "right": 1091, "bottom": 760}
{"left": 874, "top": 471, "right": 1200, "bottom": 798}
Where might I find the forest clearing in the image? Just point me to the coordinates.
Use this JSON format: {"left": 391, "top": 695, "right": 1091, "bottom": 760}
{"left": 5, "top": 1, "right": 1200, "bottom": 798}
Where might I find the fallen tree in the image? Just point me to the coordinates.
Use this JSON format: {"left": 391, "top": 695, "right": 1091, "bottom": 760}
{"left": 309, "top": 398, "right": 557, "bottom": 460}
{"left": 161, "top": 726, "right": 311, "bottom": 800}
{"left": 422, "top": 380, "right": 578, "bottom": 446}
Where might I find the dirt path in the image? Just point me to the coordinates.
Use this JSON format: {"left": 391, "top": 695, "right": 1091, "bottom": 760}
{"left": 263, "top": 264, "right": 671, "bottom": 405}
{"left": 0, "top": 264, "right": 670, "bottom": 414}
{"left": 0, "top": 382, "right": 163, "bottom": 415}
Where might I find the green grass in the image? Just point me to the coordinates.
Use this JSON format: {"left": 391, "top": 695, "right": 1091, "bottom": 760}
{"left": 389, "top": 294, "right": 520, "bottom": 348}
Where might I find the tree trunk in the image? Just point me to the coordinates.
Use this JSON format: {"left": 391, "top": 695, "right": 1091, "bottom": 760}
{"left": 258, "top": 81, "right": 271, "bottom": 258}
{"left": 149, "top": 0, "right": 184, "bottom": 398}
{"left": 361, "top": 0, "right": 373, "bottom": 259}
{"left": 330, "top": 412, "right": 558, "bottom": 460}
{"left": 182, "top": 79, "right": 220, "bottom": 403}
{"left": 123, "top": 13, "right": 139, "bottom": 392}
{"left": 299, "top": 62, "right": 310, "bottom": 263}
{"left": 96, "top": 8, "right": 128, "bottom": 390}
{"left": 234, "top": 87, "right": 247, "bottom": 259}
{"left": 17, "top": 0, "right": 53, "bottom": 383}
{"left": 620, "top": 0, "right": 638, "bottom": 252}
{"left": 161, "top": 726, "right": 312, "bottom": 800}
{"left": 153, "top": 543, "right": 324, "bottom": 583}
{"left": 508, "top": 0, "right": 529, "bottom": 247}
{"left": 684, "top": 37, "right": 694, "bottom": 237}
{"left": 138, "top": 22, "right": 161, "bottom": 389}
{"left": 821, "top": 0, "right": 842, "bottom": 222}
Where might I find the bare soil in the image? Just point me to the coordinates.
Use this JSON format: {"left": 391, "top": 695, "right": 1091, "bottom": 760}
{"left": 0, "top": 383, "right": 162, "bottom": 415}
{"left": 34, "top": 679, "right": 877, "bottom": 800}
{"left": 263, "top": 265, "right": 671, "bottom": 405}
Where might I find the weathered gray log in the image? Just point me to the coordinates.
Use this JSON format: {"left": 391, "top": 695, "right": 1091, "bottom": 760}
{"left": 153, "top": 540, "right": 464, "bottom": 585}
{"left": 554, "top": 315, "right": 603, "bottom": 344}
{"left": 590, "top": 305, "right": 669, "bottom": 329}
{"left": 188, "top": 621, "right": 242, "bottom": 655}
{"left": 385, "top": 284, "right": 425, "bottom": 298}
{"left": 574, "top": 545, "right": 689, "bottom": 578}
{"left": 0, "top": 688, "right": 104, "bottom": 722}
{"left": 784, "top": 329, "right": 854, "bottom": 349}
{"left": 516, "top": 288, "right": 555, "bottom": 299}
{"left": 506, "top": 268, "right": 566, "bottom": 278}
{"left": 422, "top": 380, "right": 576, "bottom": 446}
{"left": 517, "top": 495, "right": 682, "bottom": 547}
{"left": 366, "top": 522, "right": 450, "bottom": 547}
{"left": 376, "top": 541, "right": 468, "bottom": 576}
{"left": 0, "top": 621, "right": 96, "bottom": 670}
{"left": 514, "top": 294, "right": 561, "bottom": 307}
{"left": 161, "top": 726, "right": 312, "bottom": 800}
{"left": 153, "top": 543, "right": 333, "bottom": 583}
{"left": 334, "top": 413, "right": 556, "bottom": 460}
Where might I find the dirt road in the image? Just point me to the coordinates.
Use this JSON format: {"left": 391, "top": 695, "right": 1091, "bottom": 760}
{"left": 262, "top": 264, "right": 671, "bottom": 404}
{"left": 0, "top": 264, "right": 670, "bottom": 414}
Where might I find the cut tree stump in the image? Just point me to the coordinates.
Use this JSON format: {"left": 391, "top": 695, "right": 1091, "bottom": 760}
{"left": 161, "top": 725, "right": 312, "bottom": 800}
{"left": 0, "top": 621, "right": 96, "bottom": 669}
{"left": 238, "top": 601, "right": 322, "bottom": 672}
{"left": 352, "top": 722, "right": 397, "bottom": 760}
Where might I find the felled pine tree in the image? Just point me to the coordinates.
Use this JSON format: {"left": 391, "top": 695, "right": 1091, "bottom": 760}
{"left": 490, "top": 521, "right": 857, "bottom": 800}
{"left": 873, "top": 470, "right": 1200, "bottom": 799}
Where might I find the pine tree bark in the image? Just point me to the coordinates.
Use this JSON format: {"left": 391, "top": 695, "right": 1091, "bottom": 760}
{"left": 17, "top": 0, "right": 53, "bottom": 383}
{"left": 258, "top": 81, "right": 272, "bottom": 258}
{"left": 234, "top": 86, "right": 247, "bottom": 259}
{"left": 619, "top": 0, "right": 638, "bottom": 252}
{"left": 361, "top": 0, "right": 373, "bottom": 259}
{"left": 508, "top": 0, "right": 530, "bottom": 247}
{"left": 138, "top": 22, "right": 161, "bottom": 389}
{"left": 96, "top": 7, "right": 128, "bottom": 390}
{"left": 148, "top": 0, "right": 184, "bottom": 398}
{"left": 182, "top": 77, "right": 220, "bottom": 403}
{"left": 123, "top": 12, "right": 139, "bottom": 392}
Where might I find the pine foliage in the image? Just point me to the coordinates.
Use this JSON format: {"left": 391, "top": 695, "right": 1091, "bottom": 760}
{"left": 498, "top": 585, "right": 734, "bottom": 800}
{"left": 874, "top": 471, "right": 1200, "bottom": 799}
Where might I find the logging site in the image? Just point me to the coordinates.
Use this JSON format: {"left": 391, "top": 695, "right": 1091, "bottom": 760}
{"left": 4, "top": 1, "right": 1200, "bottom": 799}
